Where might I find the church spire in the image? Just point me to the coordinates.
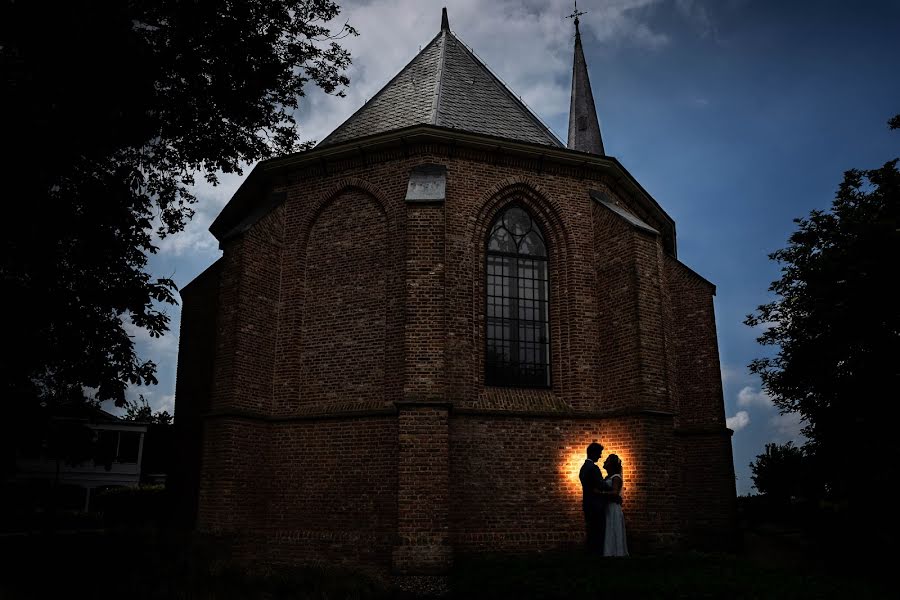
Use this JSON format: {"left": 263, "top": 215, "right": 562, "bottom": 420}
{"left": 441, "top": 7, "right": 450, "bottom": 31}
{"left": 567, "top": 6, "right": 605, "bottom": 155}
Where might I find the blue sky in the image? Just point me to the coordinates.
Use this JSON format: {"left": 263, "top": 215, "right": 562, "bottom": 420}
{"left": 114, "top": 0, "right": 900, "bottom": 496}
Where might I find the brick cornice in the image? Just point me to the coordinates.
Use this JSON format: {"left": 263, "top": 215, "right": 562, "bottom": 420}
{"left": 203, "top": 408, "right": 396, "bottom": 423}
{"left": 209, "top": 125, "right": 676, "bottom": 250}
{"left": 201, "top": 405, "right": 677, "bottom": 422}
{"left": 394, "top": 399, "right": 454, "bottom": 410}
{"left": 453, "top": 407, "right": 676, "bottom": 420}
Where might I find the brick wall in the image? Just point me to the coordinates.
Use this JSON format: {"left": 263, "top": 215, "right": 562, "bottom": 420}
{"left": 666, "top": 258, "right": 727, "bottom": 429}
{"left": 263, "top": 417, "right": 398, "bottom": 569}
{"left": 172, "top": 259, "right": 221, "bottom": 527}
{"left": 394, "top": 405, "right": 450, "bottom": 573}
{"left": 178, "top": 138, "right": 736, "bottom": 573}
{"left": 197, "top": 417, "right": 270, "bottom": 544}
{"left": 592, "top": 204, "right": 642, "bottom": 411}
{"left": 273, "top": 181, "right": 406, "bottom": 417}
{"left": 666, "top": 257, "right": 738, "bottom": 547}
{"left": 677, "top": 431, "right": 738, "bottom": 549}
{"left": 209, "top": 206, "right": 284, "bottom": 415}
{"left": 197, "top": 205, "right": 282, "bottom": 550}
{"left": 404, "top": 202, "right": 446, "bottom": 401}
{"left": 448, "top": 414, "right": 678, "bottom": 553}
{"left": 297, "top": 189, "right": 388, "bottom": 411}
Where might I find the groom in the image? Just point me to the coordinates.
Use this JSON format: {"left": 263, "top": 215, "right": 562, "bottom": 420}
{"left": 579, "top": 441, "right": 621, "bottom": 555}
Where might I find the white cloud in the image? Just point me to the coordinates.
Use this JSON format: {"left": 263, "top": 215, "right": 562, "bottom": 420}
{"left": 737, "top": 385, "right": 773, "bottom": 408}
{"left": 156, "top": 170, "right": 246, "bottom": 258}
{"left": 157, "top": 394, "right": 175, "bottom": 415}
{"left": 674, "top": 0, "right": 717, "bottom": 39}
{"left": 749, "top": 319, "right": 778, "bottom": 332}
{"left": 122, "top": 316, "right": 179, "bottom": 358}
{"left": 720, "top": 364, "right": 747, "bottom": 387}
{"left": 298, "top": 0, "right": 674, "bottom": 146}
{"left": 103, "top": 387, "right": 175, "bottom": 418}
{"left": 131, "top": 0, "right": 696, "bottom": 422}
{"left": 726, "top": 410, "right": 750, "bottom": 431}
{"left": 769, "top": 411, "right": 805, "bottom": 443}
{"left": 149, "top": 0, "right": 680, "bottom": 260}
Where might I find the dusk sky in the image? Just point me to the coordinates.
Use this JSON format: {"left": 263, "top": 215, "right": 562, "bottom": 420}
{"left": 111, "top": 0, "right": 900, "bottom": 495}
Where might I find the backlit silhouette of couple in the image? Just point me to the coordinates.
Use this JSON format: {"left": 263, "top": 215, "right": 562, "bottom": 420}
{"left": 578, "top": 441, "right": 628, "bottom": 557}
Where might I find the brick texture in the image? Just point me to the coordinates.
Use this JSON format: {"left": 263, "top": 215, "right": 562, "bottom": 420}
{"left": 263, "top": 417, "right": 399, "bottom": 569}
{"left": 171, "top": 260, "right": 221, "bottom": 526}
{"left": 298, "top": 190, "right": 388, "bottom": 410}
{"left": 394, "top": 405, "right": 451, "bottom": 573}
{"left": 175, "top": 138, "right": 737, "bottom": 573}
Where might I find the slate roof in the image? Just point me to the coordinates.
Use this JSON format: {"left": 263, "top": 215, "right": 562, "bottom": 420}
{"left": 318, "top": 23, "right": 563, "bottom": 149}
{"left": 589, "top": 190, "right": 659, "bottom": 235}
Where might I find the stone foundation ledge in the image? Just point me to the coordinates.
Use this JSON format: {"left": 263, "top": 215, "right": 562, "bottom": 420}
{"left": 392, "top": 575, "right": 450, "bottom": 597}
{"left": 392, "top": 543, "right": 453, "bottom": 575}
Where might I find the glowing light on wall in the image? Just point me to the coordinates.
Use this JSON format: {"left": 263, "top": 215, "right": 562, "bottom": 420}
{"left": 558, "top": 441, "right": 634, "bottom": 500}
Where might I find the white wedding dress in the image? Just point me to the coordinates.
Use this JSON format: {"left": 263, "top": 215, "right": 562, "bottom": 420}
{"left": 603, "top": 474, "right": 629, "bottom": 557}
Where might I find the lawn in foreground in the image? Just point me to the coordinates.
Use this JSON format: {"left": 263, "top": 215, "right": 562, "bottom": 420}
{"left": 0, "top": 530, "right": 889, "bottom": 599}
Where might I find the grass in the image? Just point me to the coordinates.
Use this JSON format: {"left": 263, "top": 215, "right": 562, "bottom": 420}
{"left": 0, "top": 527, "right": 891, "bottom": 599}
{"left": 451, "top": 548, "right": 889, "bottom": 599}
{"left": 0, "top": 529, "right": 390, "bottom": 600}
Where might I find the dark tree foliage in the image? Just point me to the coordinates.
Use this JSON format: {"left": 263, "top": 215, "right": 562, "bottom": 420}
{"left": 745, "top": 115, "right": 899, "bottom": 500}
{"left": 1, "top": 1, "right": 356, "bottom": 410}
{"left": 122, "top": 395, "right": 173, "bottom": 426}
{"left": 749, "top": 442, "right": 814, "bottom": 504}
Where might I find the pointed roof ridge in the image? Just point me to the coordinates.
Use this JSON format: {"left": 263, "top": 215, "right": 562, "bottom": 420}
{"left": 444, "top": 31, "right": 563, "bottom": 147}
{"left": 429, "top": 28, "right": 448, "bottom": 125}
{"left": 317, "top": 30, "right": 445, "bottom": 147}
{"left": 567, "top": 14, "right": 605, "bottom": 155}
{"left": 317, "top": 9, "right": 562, "bottom": 149}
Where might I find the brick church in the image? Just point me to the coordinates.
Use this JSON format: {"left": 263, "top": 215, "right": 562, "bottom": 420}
{"left": 174, "top": 8, "right": 737, "bottom": 574}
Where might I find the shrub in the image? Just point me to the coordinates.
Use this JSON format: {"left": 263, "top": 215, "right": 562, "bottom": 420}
{"left": 95, "top": 484, "right": 168, "bottom": 528}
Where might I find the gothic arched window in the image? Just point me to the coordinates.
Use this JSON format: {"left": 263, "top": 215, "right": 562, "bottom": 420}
{"left": 485, "top": 205, "right": 550, "bottom": 387}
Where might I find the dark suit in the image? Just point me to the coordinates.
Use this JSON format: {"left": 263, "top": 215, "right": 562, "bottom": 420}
{"left": 579, "top": 459, "right": 610, "bottom": 555}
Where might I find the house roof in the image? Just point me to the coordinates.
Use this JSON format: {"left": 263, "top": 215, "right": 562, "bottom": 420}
{"left": 318, "top": 9, "right": 563, "bottom": 149}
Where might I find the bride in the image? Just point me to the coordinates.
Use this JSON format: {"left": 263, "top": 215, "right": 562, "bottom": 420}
{"left": 602, "top": 454, "right": 629, "bottom": 557}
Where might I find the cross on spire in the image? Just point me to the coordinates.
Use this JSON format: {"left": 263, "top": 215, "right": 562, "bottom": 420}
{"left": 566, "top": 1, "right": 587, "bottom": 34}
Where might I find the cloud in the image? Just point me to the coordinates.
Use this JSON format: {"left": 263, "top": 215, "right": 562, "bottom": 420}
{"left": 726, "top": 410, "right": 750, "bottom": 431}
{"left": 146, "top": 0, "right": 680, "bottom": 261}
{"left": 769, "top": 411, "right": 805, "bottom": 443}
{"left": 691, "top": 96, "right": 710, "bottom": 108}
{"left": 720, "top": 364, "right": 747, "bottom": 387}
{"left": 141, "top": 0, "right": 684, "bottom": 261}
{"left": 122, "top": 315, "right": 179, "bottom": 358}
{"left": 297, "top": 0, "right": 673, "bottom": 146}
{"left": 674, "top": 0, "right": 718, "bottom": 39}
{"left": 748, "top": 319, "right": 777, "bottom": 332}
{"left": 156, "top": 170, "right": 246, "bottom": 258}
{"left": 127, "top": 0, "right": 693, "bottom": 426}
{"left": 103, "top": 387, "right": 175, "bottom": 418}
{"left": 737, "top": 385, "right": 773, "bottom": 408}
{"left": 156, "top": 394, "right": 175, "bottom": 415}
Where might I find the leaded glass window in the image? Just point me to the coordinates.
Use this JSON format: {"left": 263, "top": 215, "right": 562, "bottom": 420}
{"left": 485, "top": 205, "right": 550, "bottom": 387}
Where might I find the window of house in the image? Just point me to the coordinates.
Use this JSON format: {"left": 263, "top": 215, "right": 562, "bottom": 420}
{"left": 92, "top": 429, "right": 141, "bottom": 465}
{"left": 485, "top": 205, "right": 551, "bottom": 387}
{"left": 93, "top": 430, "right": 118, "bottom": 466}
{"left": 117, "top": 432, "right": 140, "bottom": 464}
